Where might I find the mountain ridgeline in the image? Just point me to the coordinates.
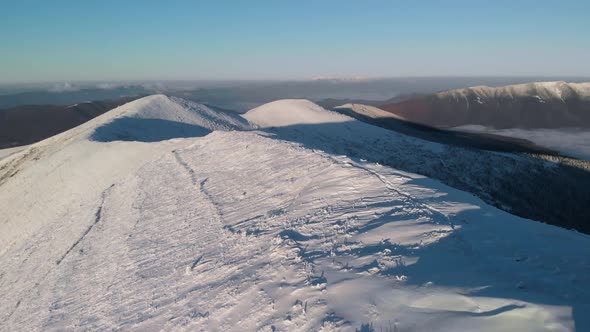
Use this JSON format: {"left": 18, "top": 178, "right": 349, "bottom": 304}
{"left": 381, "top": 81, "right": 590, "bottom": 128}
{"left": 0, "top": 97, "right": 140, "bottom": 149}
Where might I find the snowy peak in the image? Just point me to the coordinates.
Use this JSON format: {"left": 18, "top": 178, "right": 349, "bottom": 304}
{"left": 89, "top": 95, "right": 251, "bottom": 142}
{"left": 0, "top": 95, "right": 250, "bottom": 192}
{"left": 242, "top": 99, "right": 352, "bottom": 128}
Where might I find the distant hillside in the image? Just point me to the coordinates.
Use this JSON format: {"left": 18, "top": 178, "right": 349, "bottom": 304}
{"left": 381, "top": 81, "right": 590, "bottom": 128}
{"left": 332, "top": 103, "right": 558, "bottom": 155}
{"left": 0, "top": 97, "right": 140, "bottom": 149}
{"left": 315, "top": 94, "right": 422, "bottom": 110}
{"left": 0, "top": 86, "right": 150, "bottom": 109}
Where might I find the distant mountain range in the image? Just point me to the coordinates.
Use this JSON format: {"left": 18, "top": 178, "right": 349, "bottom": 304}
{"left": 381, "top": 81, "right": 590, "bottom": 128}
{"left": 0, "top": 86, "right": 150, "bottom": 109}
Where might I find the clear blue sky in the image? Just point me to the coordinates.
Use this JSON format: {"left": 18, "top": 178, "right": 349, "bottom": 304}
{"left": 1, "top": 0, "right": 589, "bottom": 82}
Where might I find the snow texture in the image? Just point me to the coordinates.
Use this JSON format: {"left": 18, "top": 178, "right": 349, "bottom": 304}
{"left": 1, "top": 95, "right": 589, "bottom": 331}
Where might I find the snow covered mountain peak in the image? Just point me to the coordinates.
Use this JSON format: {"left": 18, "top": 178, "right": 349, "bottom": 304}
{"left": 2, "top": 94, "right": 250, "bottom": 151}
{"left": 243, "top": 99, "right": 353, "bottom": 127}
{"left": 89, "top": 94, "right": 251, "bottom": 142}
{"left": 0, "top": 94, "right": 251, "bottom": 256}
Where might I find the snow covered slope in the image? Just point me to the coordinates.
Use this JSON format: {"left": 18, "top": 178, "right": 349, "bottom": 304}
{"left": 244, "top": 100, "right": 590, "bottom": 234}
{"left": 0, "top": 95, "right": 250, "bottom": 256}
{"left": 1, "top": 96, "right": 590, "bottom": 331}
{"left": 437, "top": 81, "right": 590, "bottom": 102}
{"left": 333, "top": 103, "right": 406, "bottom": 120}
{"left": 381, "top": 81, "right": 590, "bottom": 128}
{"left": 331, "top": 103, "right": 557, "bottom": 155}
{"left": 0, "top": 145, "right": 29, "bottom": 161}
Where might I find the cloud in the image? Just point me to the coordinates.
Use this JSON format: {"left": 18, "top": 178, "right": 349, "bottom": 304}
{"left": 96, "top": 83, "right": 117, "bottom": 90}
{"left": 48, "top": 82, "right": 80, "bottom": 93}
{"left": 454, "top": 125, "right": 590, "bottom": 160}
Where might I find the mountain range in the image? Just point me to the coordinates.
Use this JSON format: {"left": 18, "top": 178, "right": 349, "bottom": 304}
{"left": 0, "top": 97, "right": 139, "bottom": 149}
{"left": 381, "top": 81, "right": 590, "bottom": 128}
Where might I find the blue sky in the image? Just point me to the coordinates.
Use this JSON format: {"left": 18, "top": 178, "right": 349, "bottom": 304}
{"left": 1, "top": 0, "right": 589, "bottom": 82}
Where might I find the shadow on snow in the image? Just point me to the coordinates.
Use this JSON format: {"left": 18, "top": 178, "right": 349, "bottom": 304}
{"left": 90, "top": 117, "right": 213, "bottom": 142}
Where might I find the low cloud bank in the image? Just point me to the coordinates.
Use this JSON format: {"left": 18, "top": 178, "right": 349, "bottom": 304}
{"left": 453, "top": 125, "right": 590, "bottom": 160}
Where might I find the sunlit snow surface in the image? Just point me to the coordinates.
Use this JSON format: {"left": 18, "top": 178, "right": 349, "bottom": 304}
{"left": 1, "top": 96, "right": 589, "bottom": 331}
{"left": 0, "top": 145, "right": 29, "bottom": 161}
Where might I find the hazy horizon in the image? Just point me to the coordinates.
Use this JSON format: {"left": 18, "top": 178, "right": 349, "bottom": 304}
{"left": 4, "top": 74, "right": 590, "bottom": 85}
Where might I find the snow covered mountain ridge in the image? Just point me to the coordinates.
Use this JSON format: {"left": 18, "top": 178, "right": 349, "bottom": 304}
{"left": 1, "top": 95, "right": 589, "bottom": 331}
{"left": 437, "top": 81, "right": 590, "bottom": 101}
{"left": 381, "top": 81, "right": 590, "bottom": 128}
